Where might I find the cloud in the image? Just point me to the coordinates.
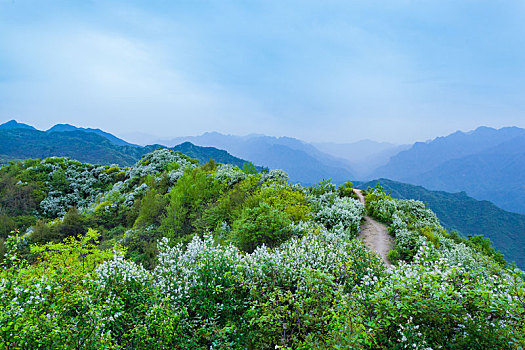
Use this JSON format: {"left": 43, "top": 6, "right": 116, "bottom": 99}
{"left": 1, "top": 0, "right": 524, "bottom": 143}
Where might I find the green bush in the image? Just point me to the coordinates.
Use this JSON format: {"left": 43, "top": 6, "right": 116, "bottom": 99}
{"left": 387, "top": 248, "right": 401, "bottom": 264}
{"left": 231, "top": 202, "right": 292, "bottom": 252}
{"left": 161, "top": 168, "right": 223, "bottom": 239}
{"left": 133, "top": 190, "right": 168, "bottom": 228}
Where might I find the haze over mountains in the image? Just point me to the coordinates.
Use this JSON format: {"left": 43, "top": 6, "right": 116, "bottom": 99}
{"left": 374, "top": 126, "right": 525, "bottom": 214}
{"left": 1, "top": 119, "right": 525, "bottom": 266}
{"left": 159, "top": 132, "right": 358, "bottom": 185}
{"left": 0, "top": 121, "right": 249, "bottom": 169}
{"left": 2, "top": 120, "right": 525, "bottom": 215}
{"left": 313, "top": 140, "right": 410, "bottom": 178}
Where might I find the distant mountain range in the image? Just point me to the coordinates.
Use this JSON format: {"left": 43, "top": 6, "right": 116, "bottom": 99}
{"left": 0, "top": 120, "right": 37, "bottom": 130}
{"left": 47, "top": 123, "right": 138, "bottom": 147}
{"left": 3, "top": 120, "right": 525, "bottom": 215}
{"left": 158, "top": 132, "right": 357, "bottom": 185}
{"left": 0, "top": 121, "right": 409, "bottom": 185}
{"left": 374, "top": 126, "right": 525, "bottom": 214}
{"left": 359, "top": 178, "right": 525, "bottom": 269}
{"left": 0, "top": 121, "right": 249, "bottom": 168}
{"left": 2, "top": 119, "right": 524, "bottom": 267}
{"left": 313, "top": 140, "right": 409, "bottom": 178}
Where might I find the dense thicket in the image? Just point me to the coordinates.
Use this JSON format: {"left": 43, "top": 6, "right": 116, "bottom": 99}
{"left": 0, "top": 150, "right": 523, "bottom": 348}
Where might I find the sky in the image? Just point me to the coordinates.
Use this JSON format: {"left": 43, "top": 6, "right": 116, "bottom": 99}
{"left": 1, "top": 0, "right": 524, "bottom": 144}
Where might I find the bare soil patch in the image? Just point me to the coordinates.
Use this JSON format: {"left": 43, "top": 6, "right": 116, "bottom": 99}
{"left": 354, "top": 189, "right": 394, "bottom": 267}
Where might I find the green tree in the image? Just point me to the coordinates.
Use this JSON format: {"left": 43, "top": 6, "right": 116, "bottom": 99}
{"left": 231, "top": 202, "right": 292, "bottom": 252}
{"left": 161, "top": 168, "right": 223, "bottom": 239}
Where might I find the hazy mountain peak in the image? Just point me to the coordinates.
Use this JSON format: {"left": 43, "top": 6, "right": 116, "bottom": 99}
{"left": 46, "top": 123, "right": 137, "bottom": 147}
{"left": 47, "top": 123, "right": 80, "bottom": 132}
{"left": 374, "top": 126, "right": 525, "bottom": 214}
{"left": 0, "top": 120, "right": 37, "bottom": 130}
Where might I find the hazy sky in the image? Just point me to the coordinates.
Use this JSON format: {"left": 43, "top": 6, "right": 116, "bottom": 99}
{"left": 1, "top": 0, "right": 524, "bottom": 144}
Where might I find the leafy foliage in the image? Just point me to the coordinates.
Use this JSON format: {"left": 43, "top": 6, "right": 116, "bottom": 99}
{"left": 0, "top": 152, "right": 524, "bottom": 348}
{"left": 361, "top": 178, "right": 525, "bottom": 269}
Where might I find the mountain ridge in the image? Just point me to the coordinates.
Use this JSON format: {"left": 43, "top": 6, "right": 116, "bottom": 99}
{"left": 359, "top": 178, "right": 525, "bottom": 269}
{"left": 374, "top": 126, "right": 525, "bottom": 214}
{"left": 158, "top": 132, "right": 357, "bottom": 184}
{"left": 0, "top": 128, "right": 250, "bottom": 169}
{"left": 46, "top": 123, "right": 139, "bottom": 147}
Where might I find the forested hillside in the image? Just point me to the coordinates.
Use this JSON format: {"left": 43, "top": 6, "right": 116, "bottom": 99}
{"left": 0, "top": 128, "right": 250, "bottom": 169}
{"left": 360, "top": 179, "right": 525, "bottom": 269}
{"left": 0, "top": 151, "right": 523, "bottom": 348}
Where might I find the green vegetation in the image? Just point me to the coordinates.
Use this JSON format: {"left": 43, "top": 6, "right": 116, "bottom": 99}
{"left": 0, "top": 128, "right": 252, "bottom": 169}
{"left": 0, "top": 151, "right": 523, "bottom": 348}
{"left": 360, "top": 178, "right": 525, "bottom": 269}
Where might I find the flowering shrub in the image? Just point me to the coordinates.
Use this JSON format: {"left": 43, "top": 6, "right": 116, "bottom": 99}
{"left": 261, "top": 168, "right": 290, "bottom": 183}
{"left": 37, "top": 159, "right": 117, "bottom": 217}
{"left": 89, "top": 252, "right": 157, "bottom": 341}
{"left": 368, "top": 243, "right": 525, "bottom": 348}
{"left": 214, "top": 164, "right": 246, "bottom": 185}
{"left": 0, "top": 230, "right": 114, "bottom": 348}
{"left": 1, "top": 155, "right": 524, "bottom": 348}
{"left": 127, "top": 148, "right": 195, "bottom": 178}
{"left": 315, "top": 197, "right": 364, "bottom": 235}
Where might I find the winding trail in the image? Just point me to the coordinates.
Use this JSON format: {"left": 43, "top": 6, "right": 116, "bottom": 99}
{"left": 354, "top": 189, "right": 394, "bottom": 267}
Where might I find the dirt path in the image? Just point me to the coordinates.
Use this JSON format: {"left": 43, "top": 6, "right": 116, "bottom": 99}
{"left": 354, "top": 189, "right": 394, "bottom": 267}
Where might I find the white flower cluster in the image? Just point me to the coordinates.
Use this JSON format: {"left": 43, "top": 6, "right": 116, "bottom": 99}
{"left": 166, "top": 168, "right": 185, "bottom": 185}
{"left": 154, "top": 235, "right": 243, "bottom": 303}
{"left": 90, "top": 179, "right": 150, "bottom": 213}
{"left": 315, "top": 197, "right": 365, "bottom": 234}
{"left": 92, "top": 252, "right": 152, "bottom": 292}
{"left": 244, "top": 231, "right": 357, "bottom": 289}
{"left": 369, "top": 242, "right": 523, "bottom": 340}
{"left": 214, "top": 164, "right": 246, "bottom": 185}
{"left": 307, "top": 190, "right": 339, "bottom": 212}
{"left": 127, "top": 148, "right": 194, "bottom": 178}
{"left": 90, "top": 220, "right": 376, "bottom": 311}
{"left": 0, "top": 275, "right": 56, "bottom": 318}
{"left": 394, "top": 229, "right": 425, "bottom": 255}
{"left": 394, "top": 200, "right": 441, "bottom": 231}
{"left": 38, "top": 160, "right": 114, "bottom": 216}
{"left": 89, "top": 252, "right": 154, "bottom": 328}
{"left": 286, "top": 220, "right": 316, "bottom": 237}
{"left": 261, "top": 169, "right": 289, "bottom": 183}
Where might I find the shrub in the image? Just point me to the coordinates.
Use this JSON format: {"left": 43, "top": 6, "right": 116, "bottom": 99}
{"left": 133, "top": 190, "right": 168, "bottom": 228}
{"left": 231, "top": 202, "right": 293, "bottom": 252}
{"left": 367, "top": 243, "right": 525, "bottom": 348}
{"left": 315, "top": 197, "right": 364, "bottom": 235}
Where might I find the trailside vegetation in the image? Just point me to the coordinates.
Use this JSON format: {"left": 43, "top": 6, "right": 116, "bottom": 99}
{"left": 0, "top": 150, "right": 523, "bottom": 349}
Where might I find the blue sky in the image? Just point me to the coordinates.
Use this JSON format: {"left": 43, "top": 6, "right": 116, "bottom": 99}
{"left": 1, "top": 0, "right": 524, "bottom": 143}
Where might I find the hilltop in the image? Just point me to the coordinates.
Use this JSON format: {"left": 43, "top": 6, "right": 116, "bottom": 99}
{"left": 0, "top": 151, "right": 522, "bottom": 348}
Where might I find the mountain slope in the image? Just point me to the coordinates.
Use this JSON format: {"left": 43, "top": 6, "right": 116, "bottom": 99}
{"left": 0, "top": 128, "right": 141, "bottom": 166}
{"left": 0, "top": 120, "right": 37, "bottom": 130}
{"left": 47, "top": 123, "right": 138, "bottom": 147}
{"left": 0, "top": 128, "right": 251, "bottom": 169}
{"left": 404, "top": 150, "right": 525, "bottom": 214}
{"left": 375, "top": 126, "right": 525, "bottom": 179}
{"left": 374, "top": 126, "right": 525, "bottom": 214}
{"left": 314, "top": 140, "right": 409, "bottom": 178}
{"left": 159, "top": 132, "right": 355, "bottom": 184}
{"left": 359, "top": 178, "right": 525, "bottom": 269}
